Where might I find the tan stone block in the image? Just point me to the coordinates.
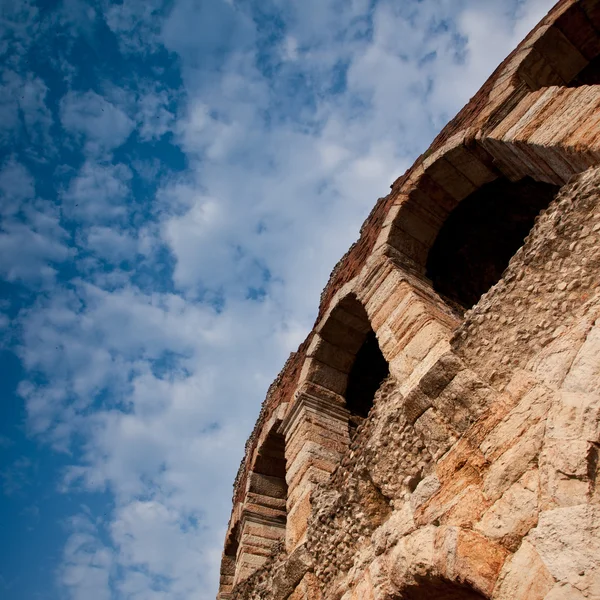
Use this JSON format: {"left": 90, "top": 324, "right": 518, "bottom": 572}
{"left": 529, "top": 86, "right": 600, "bottom": 148}
{"left": 452, "top": 529, "right": 509, "bottom": 596}
{"left": 370, "top": 284, "right": 411, "bottom": 333}
{"left": 382, "top": 231, "right": 428, "bottom": 279}
{"left": 477, "top": 80, "right": 523, "bottom": 128}
{"left": 564, "top": 105, "right": 600, "bottom": 154}
{"left": 357, "top": 260, "right": 396, "bottom": 308}
{"left": 540, "top": 439, "right": 593, "bottom": 508}
{"left": 300, "top": 357, "right": 348, "bottom": 395}
{"left": 397, "top": 338, "right": 451, "bottom": 401}
{"left": 476, "top": 469, "right": 539, "bottom": 549}
{"left": 506, "top": 139, "right": 567, "bottom": 184}
{"left": 403, "top": 387, "right": 433, "bottom": 424}
{"left": 562, "top": 323, "right": 600, "bottom": 396}
{"left": 544, "top": 583, "right": 587, "bottom": 600}
{"left": 545, "top": 391, "right": 600, "bottom": 443}
{"left": 529, "top": 330, "right": 588, "bottom": 390}
{"left": 389, "top": 525, "right": 437, "bottom": 588}
{"left": 413, "top": 171, "right": 457, "bottom": 214}
{"left": 394, "top": 202, "right": 443, "bottom": 249}
{"left": 480, "top": 385, "right": 551, "bottom": 461}
{"left": 407, "top": 187, "right": 451, "bottom": 224}
{"left": 317, "top": 316, "right": 366, "bottom": 354}
{"left": 489, "top": 88, "right": 547, "bottom": 140}
{"left": 417, "top": 474, "right": 488, "bottom": 529}
{"left": 363, "top": 268, "right": 406, "bottom": 323}
{"left": 478, "top": 136, "right": 531, "bottom": 181}
{"left": 423, "top": 155, "right": 477, "bottom": 202}
{"left": 288, "top": 573, "right": 322, "bottom": 600}
{"left": 286, "top": 449, "right": 339, "bottom": 495}
{"left": 534, "top": 26, "right": 588, "bottom": 83}
{"left": 436, "top": 437, "right": 488, "bottom": 484}
{"left": 351, "top": 576, "right": 375, "bottom": 600}
{"left": 493, "top": 540, "right": 555, "bottom": 600}
{"left": 442, "top": 142, "right": 499, "bottom": 188}
{"left": 483, "top": 421, "right": 545, "bottom": 502}
{"left": 517, "top": 47, "right": 565, "bottom": 89}
{"left": 307, "top": 335, "right": 356, "bottom": 374}
{"left": 517, "top": 140, "right": 577, "bottom": 183}
{"left": 497, "top": 86, "right": 559, "bottom": 141}
{"left": 401, "top": 320, "right": 452, "bottom": 368}
{"left": 247, "top": 472, "right": 287, "bottom": 499}
{"left": 528, "top": 505, "right": 600, "bottom": 592}
{"left": 286, "top": 490, "right": 312, "bottom": 551}
{"left": 440, "top": 484, "right": 490, "bottom": 528}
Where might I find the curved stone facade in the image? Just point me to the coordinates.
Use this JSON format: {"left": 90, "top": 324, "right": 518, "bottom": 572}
{"left": 218, "top": 1, "right": 600, "bottom": 599}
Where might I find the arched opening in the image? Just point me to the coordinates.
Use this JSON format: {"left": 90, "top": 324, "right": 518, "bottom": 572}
{"left": 250, "top": 429, "right": 288, "bottom": 508}
{"left": 229, "top": 428, "right": 288, "bottom": 588}
{"left": 517, "top": 2, "right": 600, "bottom": 90}
{"left": 399, "top": 577, "right": 487, "bottom": 600}
{"left": 425, "top": 177, "right": 558, "bottom": 313}
{"left": 218, "top": 524, "right": 240, "bottom": 598}
{"left": 569, "top": 53, "right": 600, "bottom": 86}
{"left": 345, "top": 329, "right": 389, "bottom": 419}
{"left": 315, "top": 294, "right": 389, "bottom": 430}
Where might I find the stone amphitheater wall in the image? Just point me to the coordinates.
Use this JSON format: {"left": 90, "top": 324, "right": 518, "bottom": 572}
{"left": 218, "top": 1, "right": 600, "bottom": 599}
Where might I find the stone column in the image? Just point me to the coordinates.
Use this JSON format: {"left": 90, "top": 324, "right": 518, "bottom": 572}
{"left": 281, "top": 381, "right": 351, "bottom": 552}
{"left": 233, "top": 508, "right": 286, "bottom": 585}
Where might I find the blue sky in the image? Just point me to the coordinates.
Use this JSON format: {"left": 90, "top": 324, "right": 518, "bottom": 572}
{"left": 0, "top": 0, "right": 555, "bottom": 598}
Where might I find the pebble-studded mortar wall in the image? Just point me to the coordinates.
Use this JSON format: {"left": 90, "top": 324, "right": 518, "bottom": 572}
{"left": 453, "top": 165, "right": 600, "bottom": 386}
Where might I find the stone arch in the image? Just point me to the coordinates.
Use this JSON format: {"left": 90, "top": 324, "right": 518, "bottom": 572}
{"left": 222, "top": 423, "right": 288, "bottom": 590}
{"left": 383, "top": 82, "right": 600, "bottom": 312}
{"left": 282, "top": 292, "right": 391, "bottom": 551}
{"left": 516, "top": 0, "right": 600, "bottom": 90}
{"left": 390, "top": 527, "right": 503, "bottom": 600}
{"left": 218, "top": 523, "right": 239, "bottom": 598}
{"left": 425, "top": 176, "right": 559, "bottom": 311}
{"left": 305, "top": 293, "right": 389, "bottom": 425}
{"left": 396, "top": 579, "right": 487, "bottom": 600}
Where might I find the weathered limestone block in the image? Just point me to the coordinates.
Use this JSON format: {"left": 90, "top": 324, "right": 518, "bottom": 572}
{"left": 528, "top": 505, "right": 600, "bottom": 596}
{"left": 482, "top": 421, "right": 545, "bottom": 502}
{"left": 493, "top": 540, "right": 555, "bottom": 600}
{"left": 476, "top": 469, "right": 539, "bottom": 550}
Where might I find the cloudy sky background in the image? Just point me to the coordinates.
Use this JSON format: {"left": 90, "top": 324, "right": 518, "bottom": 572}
{"left": 0, "top": 0, "right": 555, "bottom": 598}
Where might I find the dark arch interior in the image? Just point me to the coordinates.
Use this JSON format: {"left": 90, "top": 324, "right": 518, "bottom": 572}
{"left": 569, "top": 53, "right": 600, "bottom": 86}
{"left": 399, "top": 577, "right": 487, "bottom": 600}
{"left": 345, "top": 329, "right": 389, "bottom": 420}
{"left": 251, "top": 430, "right": 288, "bottom": 506}
{"left": 426, "top": 176, "right": 558, "bottom": 313}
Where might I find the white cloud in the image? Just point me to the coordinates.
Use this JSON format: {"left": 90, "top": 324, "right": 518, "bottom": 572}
{"left": 0, "top": 157, "right": 35, "bottom": 216}
{"left": 59, "top": 516, "right": 114, "bottom": 600}
{"left": 0, "top": 161, "right": 71, "bottom": 285}
{"left": 84, "top": 227, "right": 139, "bottom": 263}
{"left": 60, "top": 91, "right": 135, "bottom": 156}
{"left": 62, "top": 161, "right": 132, "bottom": 223}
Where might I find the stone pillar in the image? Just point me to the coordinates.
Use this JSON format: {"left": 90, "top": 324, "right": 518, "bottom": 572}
{"left": 232, "top": 428, "right": 288, "bottom": 586}
{"left": 281, "top": 381, "right": 351, "bottom": 552}
{"left": 217, "top": 555, "right": 235, "bottom": 599}
{"left": 233, "top": 508, "right": 286, "bottom": 585}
